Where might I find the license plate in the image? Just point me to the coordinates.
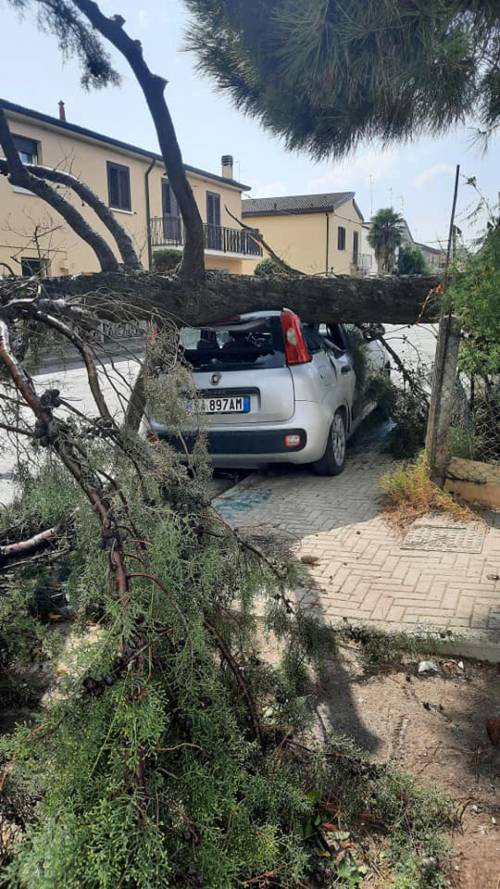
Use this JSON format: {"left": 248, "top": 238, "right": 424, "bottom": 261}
{"left": 190, "top": 396, "right": 251, "bottom": 414}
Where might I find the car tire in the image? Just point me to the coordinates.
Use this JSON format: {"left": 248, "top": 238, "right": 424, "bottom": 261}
{"left": 312, "top": 410, "right": 347, "bottom": 476}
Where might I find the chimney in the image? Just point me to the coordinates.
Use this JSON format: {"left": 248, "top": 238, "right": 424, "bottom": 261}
{"left": 221, "top": 154, "right": 234, "bottom": 180}
{"left": 58, "top": 100, "right": 66, "bottom": 122}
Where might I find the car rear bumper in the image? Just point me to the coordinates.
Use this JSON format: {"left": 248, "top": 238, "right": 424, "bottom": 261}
{"left": 147, "top": 401, "right": 331, "bottom": 468}
{"left": 153, "top": 426, "right": 307, "bottom": 457}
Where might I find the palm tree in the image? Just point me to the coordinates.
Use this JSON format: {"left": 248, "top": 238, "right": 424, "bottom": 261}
{"left": 367, "top": 208, "right": 403, "bottom": 274}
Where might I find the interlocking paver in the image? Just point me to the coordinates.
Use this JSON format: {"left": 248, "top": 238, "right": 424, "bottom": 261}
{"left": 215, "top": 446, "right": 500, "bottom": 644}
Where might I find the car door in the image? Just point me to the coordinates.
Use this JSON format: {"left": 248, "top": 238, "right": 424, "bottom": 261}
{"left": 302, "top": 325, "right": 337, "bottom": 410}
{"left": 322, "top": 324, "right": 356, "bottom": 415}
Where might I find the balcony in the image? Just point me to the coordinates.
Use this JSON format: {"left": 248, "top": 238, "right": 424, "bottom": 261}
{"left": 150, "top": 216, "right": 263, "bottom": 257}
{"left": 351, "top": 253, "right": 372, "bottom": 274}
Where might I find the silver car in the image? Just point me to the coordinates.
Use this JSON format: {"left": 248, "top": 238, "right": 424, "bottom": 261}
{"left": 146, "top": 310, "right": 387, "bottom": 475}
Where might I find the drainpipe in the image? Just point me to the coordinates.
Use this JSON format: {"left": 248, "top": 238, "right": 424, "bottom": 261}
{"left": 144, "top": 156, "right": 156, "bottom": 270}
{"left": 325, "top": 212, "right": 330, "bottom": 275}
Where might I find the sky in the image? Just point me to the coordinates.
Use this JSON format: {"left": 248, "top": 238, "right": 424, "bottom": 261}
{"left": 0, "top": 0, "right": 498, "bottom": 249}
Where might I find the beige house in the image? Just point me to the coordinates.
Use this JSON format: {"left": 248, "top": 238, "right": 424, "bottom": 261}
{"left": 0, "top": 99, "right": 261, "bottom": 278}
{"left": 241, "top": 192, "right": 365, "bottom": 276}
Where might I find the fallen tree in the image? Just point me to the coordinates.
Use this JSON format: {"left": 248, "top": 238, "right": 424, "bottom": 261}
{"left": 0, "top": 268, "right": 440, "bottom": 326}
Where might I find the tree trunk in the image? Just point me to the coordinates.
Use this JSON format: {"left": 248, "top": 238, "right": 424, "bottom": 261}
{"left": 0, "top": 109, "right": 119, "bottom": 274}
{"left": 0, "top": 159, "right": 142, "bottom": 271}
{"left": 39, "top": 269, "right": 440, "bottom": 325}
{"left": 73, "top": 0, "right": 205, "bottom": 282}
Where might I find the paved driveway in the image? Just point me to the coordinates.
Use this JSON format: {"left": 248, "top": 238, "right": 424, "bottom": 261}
{"left": 215, "top": 442, "right": 500, "bottom": 651}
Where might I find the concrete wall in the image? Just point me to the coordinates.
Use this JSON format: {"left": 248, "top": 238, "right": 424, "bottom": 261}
{"left": 0, "top": 109, "right": 248, "bottom": 276}
{"left": 243, "top": 197, "right": 364, "bottom": 276}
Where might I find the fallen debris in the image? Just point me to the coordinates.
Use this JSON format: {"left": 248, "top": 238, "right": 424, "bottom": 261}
{"left": 418, "top": 660, "right": 440, "bottom": 676}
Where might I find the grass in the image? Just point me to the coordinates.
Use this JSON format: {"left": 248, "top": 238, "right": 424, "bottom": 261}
{"left": 380, "top": 453, "right": 474, "bottom": 530}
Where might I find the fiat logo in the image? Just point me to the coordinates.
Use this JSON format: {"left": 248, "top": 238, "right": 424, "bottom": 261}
{"left": 210, "top": 372, "right": 221, "bottom": 385}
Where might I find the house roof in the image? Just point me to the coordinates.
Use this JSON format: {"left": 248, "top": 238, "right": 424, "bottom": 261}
{"left": 0, "top": 98, "right": 250, "bottom": 191}
{"left": 242, "top": 191, "right": 362, "bottom": 218}
{"left": 415, "top": 241, "right": 446, "bottom": 255}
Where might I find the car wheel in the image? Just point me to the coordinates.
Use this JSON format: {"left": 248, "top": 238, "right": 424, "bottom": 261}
{"left": 313, "top": 411, "right": 347, "bottom": 476}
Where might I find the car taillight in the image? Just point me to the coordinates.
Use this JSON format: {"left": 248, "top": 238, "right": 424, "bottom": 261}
{"left": 146, "top": 430, "right": 160, "bottom": 445}
{"left": 281, "top": 311, "right": 311, "bottom": 366}
{"left": 148, "top": 323, "right": 158, "bottom": 345}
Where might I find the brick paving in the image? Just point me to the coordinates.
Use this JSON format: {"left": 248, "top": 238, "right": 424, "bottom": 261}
{"left": 215, "top": 447, "right": 500, "bottom": 643}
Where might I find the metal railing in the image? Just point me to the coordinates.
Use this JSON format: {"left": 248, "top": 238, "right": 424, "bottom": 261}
{"left": 351, "top": 253, "right": 372, "bottom": 273}
{"left": 150, "top": 216, "right": 262, "bottom": 257}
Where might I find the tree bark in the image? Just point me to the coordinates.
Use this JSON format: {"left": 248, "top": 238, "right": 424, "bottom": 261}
{"left": 73, "top": 0, "right": 205, "bottom": 282}
{"left": 0, "top": 109, "right": 119, "bottom": 274}
{"left": 36, "top": 269, "right": 440, "bottom": 325}
{"left": 0, "top": 159, "right": 142, "bottom": 270}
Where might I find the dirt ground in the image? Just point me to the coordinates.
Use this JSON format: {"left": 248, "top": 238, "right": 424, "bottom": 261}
{"left": 314, "top": 645, "right": 500, "bottom": 889}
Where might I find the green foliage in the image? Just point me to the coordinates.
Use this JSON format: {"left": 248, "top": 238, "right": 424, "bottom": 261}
{"left": 367, "top": 209, "right": 403, "bottom": 274}
{"left": 384, "top": 389, "right": 428, "bottom": 459}
{"left": 0, "top": 460, "right": 454, "bottom": 888}
{"left": 152, "top": 249, "right": 182, "bottom": 274}
{"left": 340, "top": 624, "right": 443, "bottom": 669}
{"left": 185, "top": 1, "right": 500, "bottom": 158}
{"left": 253, "top": 258, "right": 285, "bottom": 277}
{"left": 449, "top": 222, "right": 500, "bottom": 378}
{"left": 381, "top": 453, "right": 472, "bottom": 527}
{"left": 397, "top": 245, "right": 429, "bottom": 276}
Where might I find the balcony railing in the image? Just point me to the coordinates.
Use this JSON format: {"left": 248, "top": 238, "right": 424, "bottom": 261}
{"left": 351, "top": 253, "right": 372, "bottom": 273}
{"left": 150, "top": 216, "right": 263, "bottom": 257}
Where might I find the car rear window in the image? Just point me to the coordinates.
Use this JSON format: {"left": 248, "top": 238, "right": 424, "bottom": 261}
{"left": 179, "top": 317, "right": 285, "bottom": 371}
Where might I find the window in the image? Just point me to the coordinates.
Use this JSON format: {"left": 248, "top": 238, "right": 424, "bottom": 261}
{"left": 206, "top": 192, "right": 222, "bottom": 249}
{"left": 161, "top": 179, "right": 182, "bottom": 242}
{"left": 179, "top": 317, "right": 285, "bottom": 371}
{"left": 206, "top": 191, "right": 221, "bottom": 226}
{"left": 353, "top": 230, "right": 359, "bottom": 263}
{"left": 302, "top": 324, "right": 326, "bottom": 354}
{"left": 107, "top": 162, "right": 131, "bottom": 211}
{"left": 21, "top": 257, "right": 48, "bottom": 277}
{"left": 337, "top": 226, "right": 346, "bottom": 251}
{"left": 13, "top": 135, "right": 38, "bottom": 165}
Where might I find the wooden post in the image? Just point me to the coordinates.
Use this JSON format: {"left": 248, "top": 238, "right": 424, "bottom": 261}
{"left": 425, "top": 164, "right": 461, "bottom": 484}
{"left": 425, "top": 314, "right": 461, "bottom": 483}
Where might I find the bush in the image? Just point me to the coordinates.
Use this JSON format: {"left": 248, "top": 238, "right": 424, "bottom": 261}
{"left": 397, "top": 245, "right": 428, "bottom": 275}
{"left": 385, "top": 388, "right": 428, "bottom": 459}
{"left": 253, "top": 258, "right": 286, "bottom": 277}
{"left": 152, "top": 248, "right": 182, "bottom": 273}
{"left": 381, "top": 453, "right": 472, "bottom": 527}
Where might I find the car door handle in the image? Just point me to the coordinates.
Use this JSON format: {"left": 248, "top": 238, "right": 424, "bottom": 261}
{"left": 341, "top": 365, "right": 352, "bottom": 374}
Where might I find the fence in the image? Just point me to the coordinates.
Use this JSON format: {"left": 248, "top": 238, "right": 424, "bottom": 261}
{"left": 426, "top": 314, "right": 500, "bottom": 487}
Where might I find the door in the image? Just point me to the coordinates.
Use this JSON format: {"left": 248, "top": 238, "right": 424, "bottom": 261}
{"left": 322, "top": 324, "right": 356, "bottom": 414}
{"left": 162, "top": 180, "right": 182, "bottom": 243}
{"left": 302, "top": 325, "right": 338, "bottom": 411}
{"left": 206, "top": 191, "right": 222, "bottom": 250}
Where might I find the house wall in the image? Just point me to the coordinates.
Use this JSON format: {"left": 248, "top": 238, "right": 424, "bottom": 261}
{"left": 0, "top": 110, "right": 247, "bottom": 277}
{"left": 243, "top": 198, "right": 363, "bottom": 276}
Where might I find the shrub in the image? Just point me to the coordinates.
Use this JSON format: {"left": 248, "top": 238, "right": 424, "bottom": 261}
{"left": 152, "top": 248, "right": 182, "bottom": 273}
{"left": 397, "top": 245, "right": 429, "bottom": 275}
{"left": 381, "top": 453, "right": 472, "bottom": 527}
{"left": 253, "top": 258, "right": 286, "bottom": 277}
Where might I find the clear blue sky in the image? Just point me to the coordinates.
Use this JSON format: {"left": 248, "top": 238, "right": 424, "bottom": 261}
{"left": 1, "top": 0, "right": 498, "bottom": 247}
